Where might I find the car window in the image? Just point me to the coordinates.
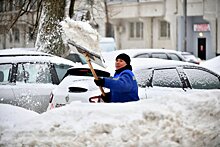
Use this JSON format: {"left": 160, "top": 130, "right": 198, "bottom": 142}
{"left": 54, "top": 63, "right": 73, "bottom": 81}
{"left": 135, "top": 53, "right": 150, "bottom": 58}
{"left": 0, "top": 64, "right": 12, "bottom": 83}
{"left": 65, "top": 53, "right": 87, "bottom": 64}
{"left": 65, "top": 68, "right": 110, "bottom": 78}
{"left": 153, "top": 68, "right": 182, "bottom": 88}
{"left": 184, "top": 68, "right": 220, "bottom": 89}
{"left": 16, "top": 63, "right": 52, "bottom": 84}
{"left": 134, "top": 68, "right": 153, "bottom": 87}
{"left": 151, "top": 53, "right": 168, "bottom": 59}
{"left": 168, "top": 53, "right": 181, "bottom": 61}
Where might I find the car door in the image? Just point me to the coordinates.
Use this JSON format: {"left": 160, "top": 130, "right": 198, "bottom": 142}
{"left": 0, "top": 63, "right": 15, "bottom": 104}
{"left": 146, "top": 68, "right": 187, "bottom": 98}
{"left": 12, "top": 62, "right": 57, "bottom": 113}
{"left": 183, "top": 67, "right": 220, "bottom": 89}
{"left": 135, "top": 67, "right": 187, "bottom": 99}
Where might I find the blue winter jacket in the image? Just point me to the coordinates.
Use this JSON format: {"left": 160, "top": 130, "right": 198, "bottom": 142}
{"left": 103, "top": 69, "right": 139, "bottom": 103}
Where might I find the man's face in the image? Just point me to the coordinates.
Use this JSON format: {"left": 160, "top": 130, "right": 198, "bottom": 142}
{"left": 115, "top": 58, "right": 127, "bottom": 70}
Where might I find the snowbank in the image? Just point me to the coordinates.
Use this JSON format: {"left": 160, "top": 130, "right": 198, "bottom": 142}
{"left": 0, "top": 90, "right": 220, "bottom": 146}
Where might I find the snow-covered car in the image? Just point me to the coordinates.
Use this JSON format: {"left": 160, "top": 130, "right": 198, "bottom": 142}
{"left": 180, "top": 52, "right": 201, "bottom": 64}
{"left": 47, "top": 58, "right": 220, "bottom": 111}
{"left": 0, "top": 48, "right": 81, "bottom": 113}
{"left": 47, "top": 65, "right": 110, "bottom": 110}
{"left": 101, "top": 49, "right": 187, "bottom": 66}
{"left": 133, "top": 58, "right": 220, "bottom": 99}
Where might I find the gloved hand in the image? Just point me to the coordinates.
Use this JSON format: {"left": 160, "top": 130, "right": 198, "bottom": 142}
{"left": 94, "top": 78, "right": 105, "bottom": 87}
{"left": 101, "top": 92, "right": 110, "bottom": 103}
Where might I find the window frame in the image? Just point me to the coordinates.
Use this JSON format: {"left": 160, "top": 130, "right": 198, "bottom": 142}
{"left": 129, "top": 21, "right": 144, "bottom": 40}
{"left": 159, "top": 20, "right": 170, "bottom": 39}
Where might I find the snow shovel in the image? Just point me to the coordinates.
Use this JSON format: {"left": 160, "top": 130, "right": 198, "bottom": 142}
{"left": 67, "top": 40, "right": 106, "bottom": 96}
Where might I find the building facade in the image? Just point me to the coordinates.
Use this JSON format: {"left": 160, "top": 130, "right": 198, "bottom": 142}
{"left": 107, "top": 0, "right": 220, "bottom": 60}
{"left": 0, "top": 0, "right": 37, "bottom": 49}
{"left": 0, "top": 0, "right": 219, "bottom": 60}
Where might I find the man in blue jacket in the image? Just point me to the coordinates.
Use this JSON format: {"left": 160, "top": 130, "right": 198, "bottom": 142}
{"left": 94, "top": 53, "right": 139, "bottom": 103}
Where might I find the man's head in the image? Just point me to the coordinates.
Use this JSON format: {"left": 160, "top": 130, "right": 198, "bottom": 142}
{"left": 115, "top": 53, "right": 131, "bottom": 70}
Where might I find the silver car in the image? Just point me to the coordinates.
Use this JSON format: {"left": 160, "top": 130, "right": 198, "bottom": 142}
{"left": 0, "top": 49, "right": 81, "bottom": 113}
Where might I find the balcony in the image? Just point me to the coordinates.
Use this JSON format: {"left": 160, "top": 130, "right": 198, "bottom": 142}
{"left": 107, "top": 0, "right": 165, "bottom": 19}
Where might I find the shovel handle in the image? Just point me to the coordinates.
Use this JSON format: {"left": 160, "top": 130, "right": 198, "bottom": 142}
{"left": 84, "top": 54, "right": 105, "bottom": 96}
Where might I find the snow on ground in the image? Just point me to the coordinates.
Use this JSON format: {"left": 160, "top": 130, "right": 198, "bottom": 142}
{"left": 0, "top": 90, "right": 220, "bottom": 147}
{"left": 1, "top": 18, "right": 220, "bottom": 147}
{"left": 200, "top": 56, "right": 220, "bottom": 75}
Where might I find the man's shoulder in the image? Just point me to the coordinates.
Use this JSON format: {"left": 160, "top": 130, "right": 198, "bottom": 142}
{"left": 120, "top": 70, "right": 134, "bottom": 76}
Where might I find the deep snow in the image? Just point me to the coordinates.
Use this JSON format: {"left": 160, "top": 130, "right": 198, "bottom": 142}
{"left": 0, "top": 90, "right": 220, "bottom": 146}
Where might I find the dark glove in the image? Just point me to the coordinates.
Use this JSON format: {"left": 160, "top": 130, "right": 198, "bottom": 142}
{"left": 101, "top": 92, "right": 110, "bottom": 103}
{"left": 94, "top": 78, "right": 105, "bottom": 87}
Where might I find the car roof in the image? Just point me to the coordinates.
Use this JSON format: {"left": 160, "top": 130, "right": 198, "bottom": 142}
{"left": 102, "top": 48, "right": 185, "bottom": 62}
{"left": 0, "top": 48, "right": 52, "bottom": 57}
{"left": 105, "top": 58, "right": 198, "bottom": 73}
{"left": 103, "top": 48, "right": 182, "bottom": 56}
{"left": 133, "top": 58, "right": 195, "bottom": 69}
{"left": 0, "top": 52, "right": 81, "bottom": 67}
{"left": 130, "top": 58, "right": 220, "bottom": 76}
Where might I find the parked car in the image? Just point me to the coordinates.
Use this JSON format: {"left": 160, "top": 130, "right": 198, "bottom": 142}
{"left": 101, "top": 49, "right": 187, "bottom": 66}
{"left": 0, "top": 48, "right": 81, "bottom": 113}
{"left": 47, "top": 58, "right": 220, "bottom": 110}
{"left": 180, "top": 52, "right": 201, "bottom": 64}
{"left": 132, "top": 58, "right": 220, "bottom": 99}
{"left": 47, "top": 65, "right": 110, "bottom": 110}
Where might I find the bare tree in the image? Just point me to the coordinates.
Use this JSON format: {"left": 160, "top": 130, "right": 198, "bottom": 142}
{"left": 0, "top": 0, "right": 113, "bottom": 54}
{"left": 104, "top": 0, "right": 112, "bottom": 37}
{"left": 35, "top": 0, "right": 66, "bottom": 56}
{"left": 0, "top": 0, "right": 42, "bottom": 35}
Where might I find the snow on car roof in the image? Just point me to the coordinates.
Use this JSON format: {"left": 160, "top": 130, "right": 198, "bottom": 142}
{"left": 0, "top": 54, "right": 82, "bottom": 67}
{"left": 0, "top": 48, "right": 52, "bottom": 57}
{"left": 102, "top": 48, "right": 183, "bottom": 58}
{"left": 105, "top": 58, "right": 196, "bottom": 74}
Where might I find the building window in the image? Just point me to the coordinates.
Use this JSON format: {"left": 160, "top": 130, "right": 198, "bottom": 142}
{"left": 9, "top": 0, "right": 13, "bottom": 11}
{"left": 160, "top": 20, "right": 170, "bottom": 39}
{"left": 129, "top": 22, "right": 143, "bottom": 39}
{"left": 0, "top": 0, "right": 5, "bottom": 12}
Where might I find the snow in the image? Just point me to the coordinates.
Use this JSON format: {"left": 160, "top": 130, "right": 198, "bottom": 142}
{"left": 200, "top": 56, "right": 220, "bottom": 75}
{"left": 1, "top": 18, "right": 220, "bottom": 147}
{"left": 61, "top": 17, "right": 101, "bottom": 54}
{"left": 0, "top": 90, "right": 220, "bottom": 146}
